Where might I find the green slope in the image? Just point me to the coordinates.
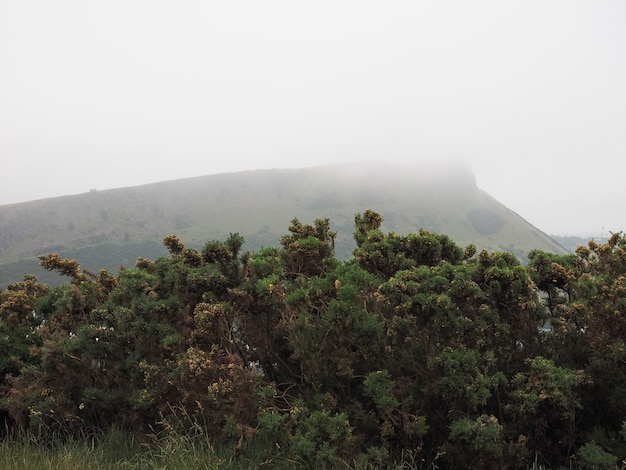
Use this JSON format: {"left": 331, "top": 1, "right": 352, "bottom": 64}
{"left": 0, "top": 161, "right": 566, "bottom": 287}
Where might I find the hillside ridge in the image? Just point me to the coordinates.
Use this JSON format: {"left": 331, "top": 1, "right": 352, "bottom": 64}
{"left": 0, "top": 161, "right": 565, "bottom": 286}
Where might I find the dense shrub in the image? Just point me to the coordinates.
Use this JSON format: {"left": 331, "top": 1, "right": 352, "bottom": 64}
{"left": 1, "top": 213, "right": 625, "bottom": 468}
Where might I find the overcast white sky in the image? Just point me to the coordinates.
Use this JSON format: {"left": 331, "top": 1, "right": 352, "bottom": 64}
{"left": 1, "top": 1, "right": 624, "bottom": 236}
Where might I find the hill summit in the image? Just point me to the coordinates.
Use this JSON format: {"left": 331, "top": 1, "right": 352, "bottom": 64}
{"left": 0, "top": 161, "right": 565, "bottom": 286}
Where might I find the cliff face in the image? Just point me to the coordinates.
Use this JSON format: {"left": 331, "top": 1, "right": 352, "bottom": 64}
{"left": 0, "top": 161, "right": 565, "bottom": 287}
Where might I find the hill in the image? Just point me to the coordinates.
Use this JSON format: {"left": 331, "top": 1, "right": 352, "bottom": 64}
{"left": 0, "top": 161, "right": 566, "bottom": 287}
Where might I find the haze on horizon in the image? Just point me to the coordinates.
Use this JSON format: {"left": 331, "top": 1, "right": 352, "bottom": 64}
{"left": 1, "top": 1, "right": 624, "bottom": 237}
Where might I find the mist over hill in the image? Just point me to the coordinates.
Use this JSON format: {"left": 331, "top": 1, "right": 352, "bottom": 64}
{"left": 0, "top": 161, "right": 566, "bottom": 287}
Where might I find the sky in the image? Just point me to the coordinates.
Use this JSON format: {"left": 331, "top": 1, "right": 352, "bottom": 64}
{"left": 1, "top": 1, "right": 624, "bottom": 237}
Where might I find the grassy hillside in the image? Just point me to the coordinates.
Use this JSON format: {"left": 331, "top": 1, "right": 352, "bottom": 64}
{"left": 0, "top": 161, "right": 566, "bottom": 287}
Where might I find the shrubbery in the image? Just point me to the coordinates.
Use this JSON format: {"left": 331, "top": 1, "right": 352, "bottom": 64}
{"left": 1, "top": 211, "right": 625, "bottom": 468}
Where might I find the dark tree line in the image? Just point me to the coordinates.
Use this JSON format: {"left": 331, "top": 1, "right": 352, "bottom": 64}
{"left": 1, "top": 210, "right": 625, "bottom": 468}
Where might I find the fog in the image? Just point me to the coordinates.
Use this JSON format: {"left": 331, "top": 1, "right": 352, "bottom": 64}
{"left": 1, "top": 1, "right": 624, "bottom": 236}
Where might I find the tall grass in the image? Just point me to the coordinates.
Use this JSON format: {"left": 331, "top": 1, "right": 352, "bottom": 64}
{"left": 0, "top": 426, "right": 235, "bottom": 470}
{"left": 0, "top": 421, "right": 555, "bottom": 470}
{"left": 0, "top": 426, "right": 138, "bottom": 470}
{"left": 0, "top": 432, "right": 557, "bottom": 470}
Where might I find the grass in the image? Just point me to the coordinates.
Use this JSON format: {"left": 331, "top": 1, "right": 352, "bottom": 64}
{"left": 0, "top": 426, "right": 137, "bottom": 470}
{"left": 0, "top": 406, "right": 558, "bottom": 470}
{"left": 0, "top": 426, "right": 238, "bottom": 470}
{"left": 0, "top": 429, "right": 561, "bottom": 470}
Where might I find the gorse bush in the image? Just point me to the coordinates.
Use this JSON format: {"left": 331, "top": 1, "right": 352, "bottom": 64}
{"left": 1, "top": 211, "right": 625, "bottom": 468}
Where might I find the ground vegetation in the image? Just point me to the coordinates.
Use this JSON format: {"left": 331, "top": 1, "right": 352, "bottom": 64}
{"left": 1, "top": 211, "right": 624, "bottom": 468}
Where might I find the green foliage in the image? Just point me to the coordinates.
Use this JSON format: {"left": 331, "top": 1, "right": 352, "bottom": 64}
{"left": 447, "top": 415, "right": 504, "bottom": 468}
{"left": 576, "top": 440, "right": 620, "bottom": 469}
{"left": 363, "top": 370, "right": 400, "bottom": 411}
{"left": 0, "top": 276, "right": 48, "bottom": 384}
{"left": 289, "top": 405, "right": 355, "bottom": 467}
{"left": 38, "top": 253, "right": 82, "bottom": 279}
{"left": 353, "top": 211, "right": 464, "bottom": 277}
{"left": 280, "top": 218, "right": 337, "bottom": 277}
{"left": 1, "top": 213, "right": 625, "bottom": 469}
